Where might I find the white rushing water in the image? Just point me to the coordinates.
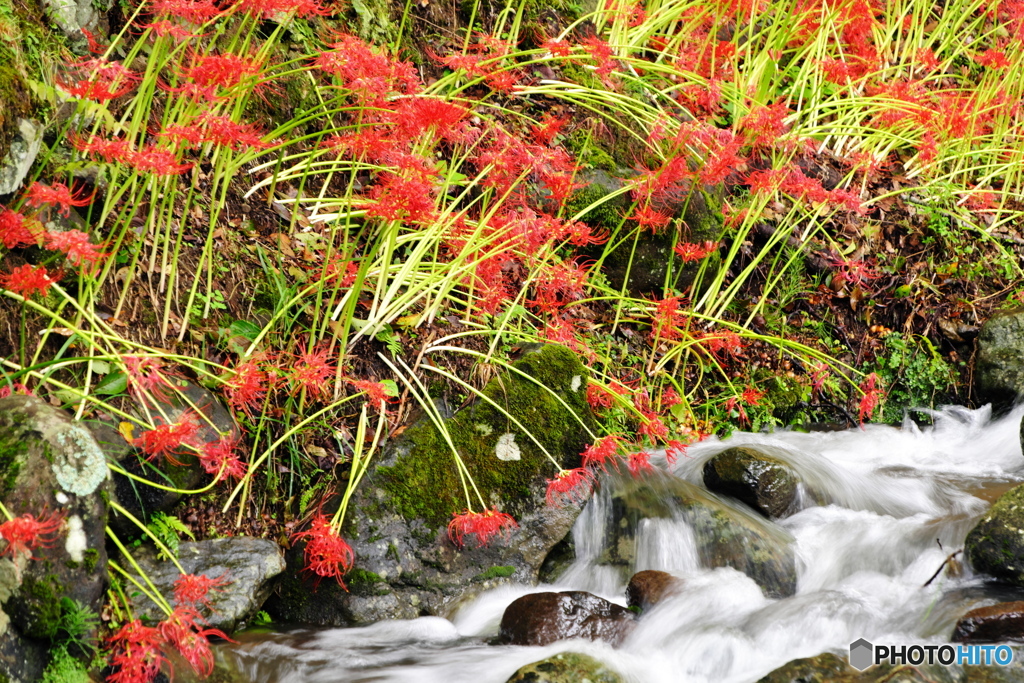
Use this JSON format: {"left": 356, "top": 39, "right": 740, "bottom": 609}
{"left": 219, "top": 405, "right": 1024, "bottom": 682}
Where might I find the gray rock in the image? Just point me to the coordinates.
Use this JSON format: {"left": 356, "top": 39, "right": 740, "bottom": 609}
{"left": 600, "top": 471, "right": 797, "bottom": 598}
{"left": 505, "top": 652, "right": 624, "bottom": 683}
{"left": 703, "top": 446, "right": 799, "bottom": 519}
{"left": 266, "top": 344, "right": 597, "bottom": 626}
{"left": 0, "top": 120, "right": 42, "bottom": 195}
{"left": 42, "top": 0, "right": 110, "bottom": 45}
{"left": 0, "top": 396, "right": 111, "bottom": 682}
{"left": 128, "top": 537, "right": 285, "bottom": 632}
{"left": 975, "top": 309, "right": 1024, "bottom": 410}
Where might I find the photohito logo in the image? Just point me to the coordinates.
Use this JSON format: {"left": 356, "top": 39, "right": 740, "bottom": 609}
{"left": 848, "top": 639, "right": 1014, "bottom": 671}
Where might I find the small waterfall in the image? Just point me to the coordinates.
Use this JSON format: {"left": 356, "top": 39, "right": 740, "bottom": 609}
{"left": 218, "top": 405, "right": 1024, "bottom": 683}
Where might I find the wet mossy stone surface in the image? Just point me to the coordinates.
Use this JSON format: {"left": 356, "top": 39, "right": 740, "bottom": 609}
{"left": 127, "top": 538, "right": 285, "bottom": 632}
{"left": 975, "top": 308, "right": 1024, "bottom": 411}
{"left": 599, "top": 471, "right": 797, "bottom": 598}
{"left": 0, "top": 396, "right": 112, "bottom": 681}
{"left": 758, "top": 650, "right": 1024, "bottom": 683}
{"left": 568, "top": 169, "right": 724, "bottom": 297}
{"left": 703, "top": 447, "right": 799, "bottom": 519}
{"left": 267, "top": 344, "right": 598, "bottom": 625}
{"left": 505, "top": 652, "right": 624, "bottom": 683}
{"left": 966, "top": 483, "right": 1024, "bottom": 586}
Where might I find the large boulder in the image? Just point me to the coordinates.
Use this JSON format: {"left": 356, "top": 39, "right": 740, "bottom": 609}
{"left": 625, "top": 570, "right": 682, "bottom": 611}
{"left": 266, "top": 344, "right": 598, "bottom": 625}
{"left": 505, "top": 652, "right": 624, "bottom": 683}
{"left": 599, "top": 471, "right": 797, "bottom": 598}
{"left": 975, "top": 309, "right": 1024, "bottom": 410}
{"left": 702, "top": 447, "right": 799, "bottom": 519}
{"left": 127, "top": 538, "right": 285, "bottom": 632}
{"left": 966, "top": 484, "right": 1024, "bottom": 586}
{"left": 0, "top": 396, "right": 112, "bottom": 681}
{"left": 499, "top": 591, "right": 636, "bottom": 646}
{"left": 568, "top": 169, "right": 724, "bottom": 297}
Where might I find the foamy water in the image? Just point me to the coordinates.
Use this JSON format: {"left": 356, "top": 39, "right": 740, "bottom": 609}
{"left": 218, "top": 405, "right": 1024, "bottom": 683}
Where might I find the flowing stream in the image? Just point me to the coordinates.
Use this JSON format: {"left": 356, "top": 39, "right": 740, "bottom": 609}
{"left": 216, "top": 405, "right": 1024, "bottom": 682}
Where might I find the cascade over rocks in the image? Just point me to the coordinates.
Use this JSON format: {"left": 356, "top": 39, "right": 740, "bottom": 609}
{"left": 0, "top": 396, "right": 112, "bottom": 682}
{"left": 966, "top": 483, "right": 1024, "bottom": 586}
{"left": 498, "top": 591, "right": 636, "bottom": 646}
{"left": 504, "top": 651, "right": 625, "bottom": 683}
{"left": 126, "top": 538, "right": 285, "bottom": 632}
{"left": 702, "top": 446, "right": 799, "bottom": 519}
{"left": 975, "top": 308, "right": 1024, "bottom": 411}
{"left": 265, "top": 344, "right": 598, "bottom": 625}
{"left": 599, "top": 471, "right": 797, "bottom": 598}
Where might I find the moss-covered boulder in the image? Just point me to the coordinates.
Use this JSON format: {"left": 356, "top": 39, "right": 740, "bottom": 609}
{"left": 975, "top": 308, "right": 1024, "bottom": 411}
{"left": 600, "top": 471, "right": 797, "bottom": 598}
{"left": 568, "top": 169, "right": 724, "bottom": 297}
{"left": 266, "top": 344, "right": 598, "bottom": 625}
{"left": 505, "top": 652, "right": 624, "bottom": 683}
{"left": 703, "top": 447, "right": 799, "bottom": 519}
{"left": 756, "top": 653, "right": 859, "bottom": 683}
{"left": 0, "top": 395, "right": 112, "bottom": 680}
{"left": 966, "top": 484, "right": 1024, "bottom": 586}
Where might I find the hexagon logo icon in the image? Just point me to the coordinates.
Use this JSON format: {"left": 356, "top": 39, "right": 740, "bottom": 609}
{"left": 849, "top": 638, "right": 874, "bottom": 671}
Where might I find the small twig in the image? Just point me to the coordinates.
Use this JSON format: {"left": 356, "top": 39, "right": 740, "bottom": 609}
{"left": 923, "top": 549, "right": 962, "bottom": 587}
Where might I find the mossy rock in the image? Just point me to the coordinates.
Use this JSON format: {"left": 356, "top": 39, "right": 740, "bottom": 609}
{"left": 267, "top": 344, "right": 598, "bottom": 625}
{"left": 600, "top": 471, "right": 797, "bottom": 598}
{"left": 0, "top": 395, "right": 111, "bottom": 678}
{"left": 505, "top": 652, "right": 624, "bottom": 683}
{"left": 757, "top": 652, "right": 967, "bottom": 683}
{"left": 756, "top": 653, "right": 859, "bottom": 683}
{"left": 975, "top": 308, "right": 1024, "bottom": 411}
{"left": 966, "top": 484, "right": 1024, "bottom": 586}
{"left": 568, "top": 169, "right": 724, "bottom": 297}
{"left": 703, "top": 447, "right": 799, "bottom": 519}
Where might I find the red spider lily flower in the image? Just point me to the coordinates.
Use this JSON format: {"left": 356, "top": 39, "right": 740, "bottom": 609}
{"left": 651, "top": 296, "right": 687, "bottom": 341}
{"left": 173, "top": 572, "right": 231, "bottom": 609}
{"left": 699, "top": 330, "right": 745, "bottom": 359}
{"left": 540, "top": 38, "right": 572, "bottom": 57}
{"left": 122, "top": 355, "right": 178, "bottom": 402}
{"left": 347, "top": 379, "right": 393, "bottom": 409}
{"left": 581, "top": 35, "right": 616, "bottom": 78}
{"left": 68, "top": 133, "right": 132, "bottom": 163}
{"left": 447, "top": 508, "right": 518, "bottom": 549}
{"left": 585, "top": 380, "right": 630, "bottom": 412}
{"left": 171, "top": 52, "right": 263, "bottom": 101}
{"left": 0, "top": 264, "right": 60, "bottom": 298}
{"left": 627, "top": 451, "right": 654, "bottom": 477}
{"left": 974, "top": 48, "right": 1011, "bottom": 69}
{"left": 364, "top": 174, "right": 438, "bottom": 225}
{"left": 80, "top": 28, "right": 108, "bottom": 54}
{"left": 291, "top": 514, "right": 355, "bottom": 587}
{"left": 149, "top": 0, "right": 221, "bottom": 22}
{"left": 223, "top": 361, "right": 271, "bottom": 416}
{"left": 44, "top": 229, "right": 106, "bottom": 268}
{"left": 233, "top": 0, "right": 331, "bottom": 18}
{"left": 159, "top": 606, "right": 232, "bottom": 678}
{"left": 740, "top": 386, "right": 764, "bottom": 406}
{"left": 0, "top": 383, "right": 32, "bottom": 399}
{"left": 58, "top": 59, "right": 137, "bottom": 102}
{"left": 738, "top": 102, "right": 789, "bottom": 150}
{"left": 24, "top": 182, "right": 93, "bottom": 217}
{"left": 628, "top": 204, "right": 672, "bottom": 232}
{"left": 531, "top": 114, "right": 569, "bottom": 146}
{"left": 133, "top": 412, "right": 202, "bottom": 464}
{"left": 827, "top": 254, "right": 879, "bottom": 290}
{"left": 161, "top": 113, "right": 271, "bottom": 151}
{"left": 0, "top": 208, "right": 37, "bottom": 249}
{"left": 106, "top": 619, "right": 166, "bottom": 683}
{"left": 127, "top": 145, "right": 193, "bottom": 176}
{"left": 581, "top": 434, "right": 625, "bottom": 471}
{"left": 142, "top": 19, "right": 197, "bottom": 39}
{"left": 674, "top": 240, "right": 718, "bottom": 263}
{"left": 0, "top": 510, "right": 65, "bottom": 558}
{"left": 665, "top": 440, "right": 687, "bottom": 465}
{"left": 638, "top": 412, "right": 668, "bottom": 441}
{"left": 315, "top": 35, "right": 420, "bottom": 104}
{"left": 545, "top": 468, "right": 595, "bottom": 507}
{"left": 289, "top": 347, "right": 337, "bottom": 400}
{"left": 484, "top": 69, "right": 522, "bottom": 93}
{"left": 662, "top": 387, "right": 682, "bottom": 408}
{"left": 858, "top": 373, "right": 885, "bottom": 425}
{"left": 197, "top": 436, "right": 247, "bottom": 482}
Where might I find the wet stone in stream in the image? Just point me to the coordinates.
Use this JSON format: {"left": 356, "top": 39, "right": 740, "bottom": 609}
{"left": 498, "top": 591, "right": 636, "bottom": 646}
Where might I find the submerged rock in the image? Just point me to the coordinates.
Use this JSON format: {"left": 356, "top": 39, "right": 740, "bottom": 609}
{"left": 626, "top": 570, "right": 682, "bottom": 611}
{"left": 266, "top": 344, "right": 598, "bottom": 626}
{"left": 953, "top": 601, "right": 1024, "bottom": 643}
{"left": 127, "top": 538, "right": 285, "bottom": 632}
{"left": 505, "top": 651, "right": 624, "bottom": 683}
{"left": 702, "top": 446, "right": 799, "bottom": 519}
{"left": 975, "top": 308, "right": 1024, "bottom": 410}
{"left": 600, "top": 471, "right": 797, "bottom": 598}
{"left": 499, "top": 591, "right": 636, "bottom": 646}
{"left": 966, "top": 484, "right": 1024, "bottom": 586}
